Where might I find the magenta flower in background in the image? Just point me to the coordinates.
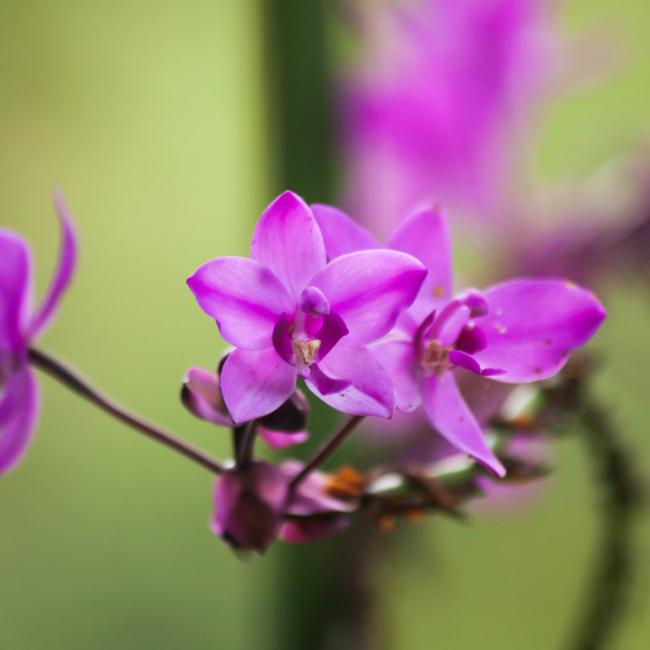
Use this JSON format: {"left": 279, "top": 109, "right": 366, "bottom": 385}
{"left": 313, "top": 205, "right": 606, "bottom": 476}
{"left": 341, "top": 0, "right": 549, "bottom": 237}
{"left": 0, "top": 192, "right": 77, "bottom": 473}
{"left": 187, "top": 191, "right": 426, "bottom": 424}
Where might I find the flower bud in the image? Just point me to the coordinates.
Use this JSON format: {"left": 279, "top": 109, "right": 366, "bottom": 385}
{"left": 181, "top": 366, "right": 232, "bottom": 426}
{"left": 211, "top": 462, "right": 290, "bottom": 553}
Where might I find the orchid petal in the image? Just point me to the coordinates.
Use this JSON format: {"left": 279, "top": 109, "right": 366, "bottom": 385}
{"left": 448, "top": 349, "right": 505, "bottom": 377}
{"left": 455, "top": 323, "right": 487, "bottom": 354}
{"left": 372, "top": 339, "right": 421, "bottom": 413}
{"left": 307, "top": 340, "right": 394, "bottom": 418}
{"left": 221, "top": 347, "right": 297, "bottom": 424}
{"left": 422, "top": 371, "right": 505, "bottom": 477}
{"left": 388, "top": 207, "right": 453, "bottom": 321}
{"left": 311, "top": 203, "right": 380, "bottom": 260}
{"left": 28, "top": 190, "right": 78, "bottom": 338}
{"left": 432, "top": 301, "right": 470, "bottom": 348}
{"left": 0, "top": 366, "right": 39, "bottom": 473}
{"left": 306, "top": 365, "right": 351, "bottom": 395}
{"left": 187, "top": 257, "right": 292, "bottom": 350}
{"left": 259, "top": 428, "right": 308, "bottom": 449}
{"left": 311, "top": 249, "right": 426, "bottom": 344}
{"left": 315, "top": 312, "right": 349, "bottom": 360}
{"left": 251, "top": 191, "right": 326, "bottom": 300}
{"left": 472, "top": 279, "right": 607, "bottom": 383}
{"left": 0, "top": 232, "right": 32, "bottom": 351}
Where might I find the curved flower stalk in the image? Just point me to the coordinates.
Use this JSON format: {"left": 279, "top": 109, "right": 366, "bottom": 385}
{"left": 312, "top": 204, "right": 606, "bottom": 476}
{"left": 186, "top": 190, "right": 427, "bottom": 423}
{"left": 0, "top": 192, "right": 76, "bottom": 473}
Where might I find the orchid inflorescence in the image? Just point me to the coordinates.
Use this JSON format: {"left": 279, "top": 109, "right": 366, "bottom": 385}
{"left": 1, "top": 190, "right": 605, "bottom": 554}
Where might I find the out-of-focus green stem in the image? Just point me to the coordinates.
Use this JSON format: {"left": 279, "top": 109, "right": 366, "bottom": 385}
{"left": 262, "top": 2, "right": 376, "bottom": 649}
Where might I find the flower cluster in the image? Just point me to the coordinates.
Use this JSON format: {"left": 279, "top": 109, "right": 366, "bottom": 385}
{"left": 185, "top": 191, "right": 605, "bottom": 552}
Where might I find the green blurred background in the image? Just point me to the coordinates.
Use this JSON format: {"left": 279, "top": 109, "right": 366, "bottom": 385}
{"left": 1, "top": 1, "right": 649, "bottom": 648}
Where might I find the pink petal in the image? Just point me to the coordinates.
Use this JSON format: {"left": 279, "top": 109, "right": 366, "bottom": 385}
{"left": 448, "top": 350, "right": 505, "bottom": 377}
{"left": 251, "top": 192, "right": 326, "bottom": 300}
{"left": 472, "top": 279, "right": 607, "bottom": 383}
{"left": 371, "top": 339, "right": 421, "bottom": 413}
{"left": 388, "top": 207, "right": 453, "bottom": 322}
{"left": 311, "top": 249, "right": 426, "bottom": 344}
{"left": 0, "top": 231, "right": 32, "bottom": 351}
{"left": 311, "top": 203, "right": 380, "bottom": 259}
{"left": 422, "top": 372, "right": 505, "bottom": 477}
{"left": 28, "top": 190, "right": 78, "bottom": 338}
{"left": 221, "top": 347, "right": 297, "bottom": 424}
{"left": 187, "top": 257, "right": 292, "bottom": 350}
{"left": 306, "top": 339, "right": 394, "bottom": 418}
{"left": 258, "top": 428, "right": 308, "bottom": 449}
{"left": 0, "top": 366, "right": 39, "bottom": 473}
{"left": 429, "top": 300, "right": 470, "bottom": 348}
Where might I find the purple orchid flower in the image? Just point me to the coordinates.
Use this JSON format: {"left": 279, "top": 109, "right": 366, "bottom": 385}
{"left": 187, "top": 191, "right": 426, "bottom": 424}
{"left": 0, "top": 191, "right": 77, "bottom": 473}
{"left": 312, "top": 204, "right": 606, "bottom": 476}
{"left": 211, "top": 460, "right": 358, "bottom": 552}
{"left": 341, "top": 0, "right": 550, "bottom": 238}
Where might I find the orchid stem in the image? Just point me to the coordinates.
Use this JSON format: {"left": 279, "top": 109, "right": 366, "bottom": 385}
{"left": 290, "top": 415, "right": 364, "bottom": 490}
{"left": 28, "top": 347, "right": 224, "bottom": 475}
{"left": 235, "top": 420, "right": 257, "bottom": 468}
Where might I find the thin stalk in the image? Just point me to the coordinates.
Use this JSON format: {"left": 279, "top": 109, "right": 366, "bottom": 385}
{"left": 28, "top": 347, "right": 224, "bottom": 475}
{"left": 567, "top": 400, "right": 642, "bottom": 650}
{"left": 290, "top": 415, "right": 364, "bottom": 489}
{"left": 235, "top": 420, "right": 258, "bottom": 468}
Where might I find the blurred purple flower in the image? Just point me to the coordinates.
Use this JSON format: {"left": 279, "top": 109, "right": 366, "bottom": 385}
{"left": 211, "top": 460, "right": 359, "bottom": 552}
{"left": 313, "top": 205, "right": 606, "bottom": 476}
{"left": 341, "top": 0, "right": 549, "bottom": 237}
{"left": 187, "top": 191, "right": 426, "bottom": 424}
{"left": 0, "top": 192, "right": 77, "bottom": 473}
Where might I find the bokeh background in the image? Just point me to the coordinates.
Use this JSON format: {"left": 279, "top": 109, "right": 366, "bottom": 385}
{"left": 1, "top": 1, "right": 649, "bottom": 648}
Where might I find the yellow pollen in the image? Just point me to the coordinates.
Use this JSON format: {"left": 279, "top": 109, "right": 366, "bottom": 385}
{"left": 293, "top": 339, "right": 321, "bottom": 366}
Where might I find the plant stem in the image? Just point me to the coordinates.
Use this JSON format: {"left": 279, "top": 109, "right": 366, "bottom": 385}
{"left": 235, "top": 420, "right": 257, "bottom": 468}
{"left": 290, "top": 415, "right": 364, "bottom": 489}
{"left": 28, "top": 347, "right": 224, "bottom": 475}
{"left": 567, "top": 399, "right": 642, "bottom": 650}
